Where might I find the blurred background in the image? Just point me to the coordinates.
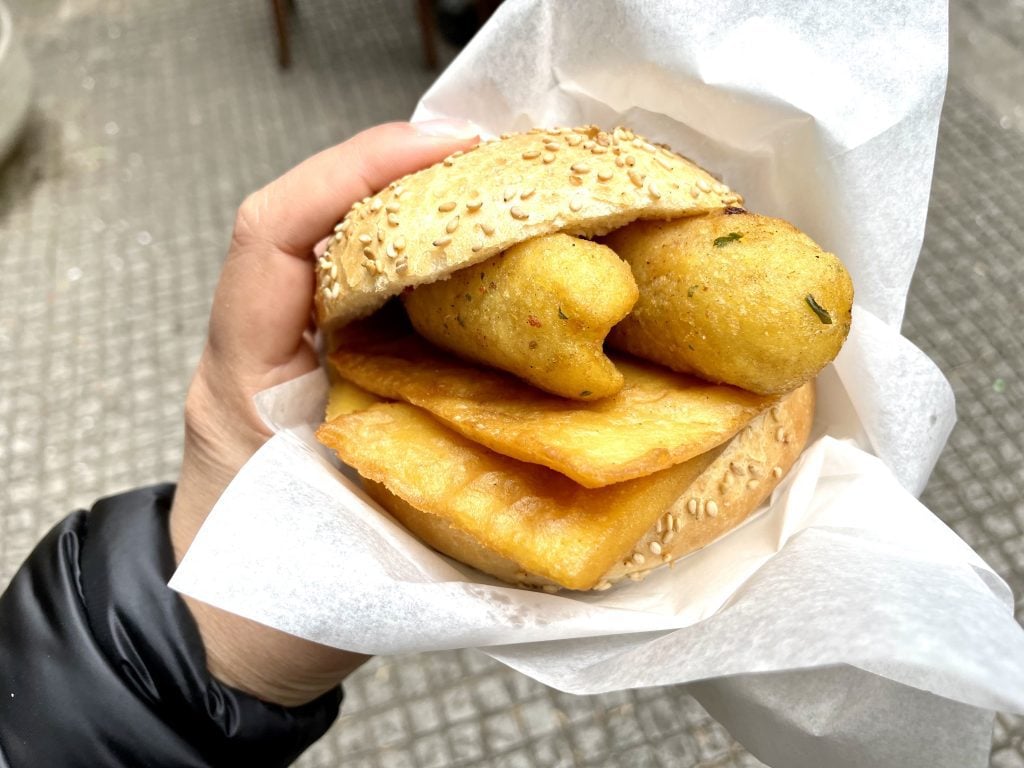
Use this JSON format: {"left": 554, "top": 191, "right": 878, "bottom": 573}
{"left": 1, "top": 0, "right": 1021, "bottom": 766}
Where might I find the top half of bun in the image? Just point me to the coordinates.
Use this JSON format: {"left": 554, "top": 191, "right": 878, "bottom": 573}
{"left": 314, "top": 125, "right": 744, "bottom": 333}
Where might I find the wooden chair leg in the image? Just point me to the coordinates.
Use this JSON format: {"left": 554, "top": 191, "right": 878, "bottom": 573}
{"left": 272, "top": 0, "right": 290, "bottom": 68}
{"left": 416, "top": 0, "right": 438, "bottom": 70}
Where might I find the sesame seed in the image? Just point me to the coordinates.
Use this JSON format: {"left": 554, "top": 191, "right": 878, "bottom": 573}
{"left": 706, "top": 500, "right": 719, "bottom": 517}
{"left": 466, "top": 199, "right": 483, "bottom": 211}
{"left": 503, "top": 186, "right": 517, "bottom": 202}
{"left": 520, "top": 188, "right": 535, "bottom": 200}
{"left": 393, "top": 185, "right": 406, "bottom": 198}
{"left": 566, "top": 134, "right": 583, "bottom": 146}
{"left": 362, "top": 247, "right": 374, "bottom": 259}
{"left": 747, "top": 479, "right": 760, "bottom": 489}
{"left": 386, "top": 201, "right": 400, "bottom": 213}
{"left": 433, "top": 236, "right": 452, "bottom": 247}
{"left": 471, "top": 237, "right": 484, "bottom": 252}
{"left": 594, "top": 581, "right": 612, "bottom": 591}
{"left": 362, "top": 259, "right": 378, "bottom": 274}
{"left": 649, "top": 541, "right": 663, "bottom": 555}
{"left": 333, "top": 222, "right": 345, "bottom": 233}
{"left": 689, "top": 185, "right": 701, "bottom": 198}
{"left": 544, "top": 142, "right": 560, "bottom": 152}
{"left": 697, "top": 179, "right": 712, "bottom": 193}
{"left": 628, "top": 572, "right": 645, "bottom": 582}
{"left": 648, "top": 181, "right": 662, "bottom": 199}
{"left": 591, "top": 145, "right": 607, "bottom": 154}
{"left": 631, "top": 552, "right": 646, "bottom": 566}
{"left": 446, "top": 215, "right": 460, "bottom": 234}
{"left": 663, "top": 530, "right": 676, "bottom": 545}
{"left": 628, "top": 169, "right": 644, "bottom": 188}
{"left": 748, "top": 463, "right": 763, "bottom": 478}
{"left": 625, "top": 155, "right": 636, "bottom": 166}
{"left": 358, "top": 234, "right": 373, "bottom": 245}
{"left": 376, "top": 225, "right": 384, "bottom": 242}
{"left": 597, "top": 170, "right": 613, "bottom": 182}
{"left": 569, "top": 193, "right": 585, "bottom": 212}
{"left": 596, "top": 133, "right": 611, "bottom": 147}
{"left": 443, "top": 158, "right": 454, "bottom": 167}
{"left": 522, "top": 150, "right": 540, "bottom": 160}
{"left": 541, "top": 585, "right": 559, "bottom": 594}
{"left": 394, "top": 236, "right": 406, "bottom": 251}
{"left": 656, "top": 156, "right": 674, "bottom": 171}
{"left": 480, "top": 223, "right": 495, "bottom": 236}
{"left": 776, "top": 427, "right": 787, "bottom": 443}
{"left": 329, "top": 263, "right": 338, "bottom": 279}
{"left": 686, "top": 498, "right": 698, "bottom": 516}
{"left": 773, "top": 466, "right": 783, "bottom": 478}
{"left": 769, "top": 406, "right": 781, "bottom": 421}
{"left": 510, "top": 206, "right": 529, "bottom": 220}
{"left": 371, "top": 198, "right": 383, "bottom": 212}
{"left": 438, "top": 201, "right": 456, "bottom": 212}
{"left": 543, "top": 153, "right": 555, "bottom": 164}
{"left": 570, "top": 162, "right": 590, "bottom": 174}
{"left": 395, "top": 257, "right": 408, "bottom": 274}
{"left": 656, "top": 518, "right": 664, "bottom": 534}
{"left": 714, "top": 183, "right": 728, "bottom": 194}
{"left": 387, "top": 213, "right": 399, "bottom": 227}
{"left": 330, "top": 282, "right": 340, "bottom": 299}
{"left": 386, "top": 242, "right": 396, "bottom": 259}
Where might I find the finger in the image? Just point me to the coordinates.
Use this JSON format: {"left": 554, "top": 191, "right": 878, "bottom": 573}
{"left": 233, "top": 120, "right": 482, "bottom": 257}
{"left": 210, "top": 121, "right": 480, "bottom": 376}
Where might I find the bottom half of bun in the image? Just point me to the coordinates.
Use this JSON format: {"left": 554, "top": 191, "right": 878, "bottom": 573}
{"left": 362, "top": 381, "right": 815, "bottom": 592}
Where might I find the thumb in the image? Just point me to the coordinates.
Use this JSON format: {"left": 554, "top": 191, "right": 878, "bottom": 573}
{"left": 210, "top": 121, "right": 482, "bottom": 375}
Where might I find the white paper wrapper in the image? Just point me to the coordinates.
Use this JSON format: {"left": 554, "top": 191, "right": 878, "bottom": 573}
{"left": 171, "top": 2, "right": 1024, "bottom": 766}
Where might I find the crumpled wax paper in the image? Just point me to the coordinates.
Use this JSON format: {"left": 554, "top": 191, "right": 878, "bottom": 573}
{"left": 170, "top": 2, "right": 1024, "bottom": 766}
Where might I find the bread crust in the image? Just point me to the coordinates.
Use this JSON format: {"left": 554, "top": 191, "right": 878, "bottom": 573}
{"left": 363, "top": 381, "right": 815, "bottom": 591}
{"left": 314, "top": 126, "right": 742, "bottom": 332}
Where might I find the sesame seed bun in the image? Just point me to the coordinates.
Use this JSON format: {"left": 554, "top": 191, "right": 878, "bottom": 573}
{"left": 315, "top": 126, "right": 743, "bottom": 333}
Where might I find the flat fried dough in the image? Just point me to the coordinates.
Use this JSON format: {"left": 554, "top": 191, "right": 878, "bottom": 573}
{"left": 328, "top": 330, "right": 775, "bottom": 488}
{"left": 316, "top": 403, "right": 721, "bottom": 590}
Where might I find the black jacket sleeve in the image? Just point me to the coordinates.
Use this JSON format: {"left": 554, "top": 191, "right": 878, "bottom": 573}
{"left": 0, "top": 484, "right": 341, "bottom": 768}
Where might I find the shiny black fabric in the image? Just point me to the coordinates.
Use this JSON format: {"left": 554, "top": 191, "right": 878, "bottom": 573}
{"left": 0, "top": 484, "right": 341, "bottom": 767}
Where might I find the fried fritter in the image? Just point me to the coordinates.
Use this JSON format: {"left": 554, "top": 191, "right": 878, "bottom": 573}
{"left": 328, "top": 331, "right": 775, "bottom": 488}
{"left": 604, "top": 210, "right": 854, "bottom": 395}
{"left": 402, "top": 233, "right": 638, "bottom": 400}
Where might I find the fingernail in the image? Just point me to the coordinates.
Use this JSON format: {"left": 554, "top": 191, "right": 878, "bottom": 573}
{"left": 413, "top": 118, "right": 483, "bottom": 139}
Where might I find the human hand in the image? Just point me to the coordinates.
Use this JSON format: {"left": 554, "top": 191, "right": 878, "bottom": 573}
{"left": 169, "top": 120, "right": 481, "bottom": 707}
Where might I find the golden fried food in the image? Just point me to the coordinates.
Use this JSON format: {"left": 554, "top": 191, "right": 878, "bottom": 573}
{"left": 402, "top": 233, "right": 638, "bottom": 400}
{"left": 325, "top": 377, "right": 381, "bottom": 420}
{"left": 315, "top": 383, "right": 814, "bottom": 591}
{"left": 605, "top": 210, "right": 854, "bottom": 395}
{"left": 316, "top": 402, "right": 721, "bottom": 590}
{"left": 329, "top": 330, "right": 776, "bottom": 488}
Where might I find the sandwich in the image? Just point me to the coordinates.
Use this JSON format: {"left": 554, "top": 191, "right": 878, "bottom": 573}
{"left": 313, "top": 125, "right": 853, "bottom": 592}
